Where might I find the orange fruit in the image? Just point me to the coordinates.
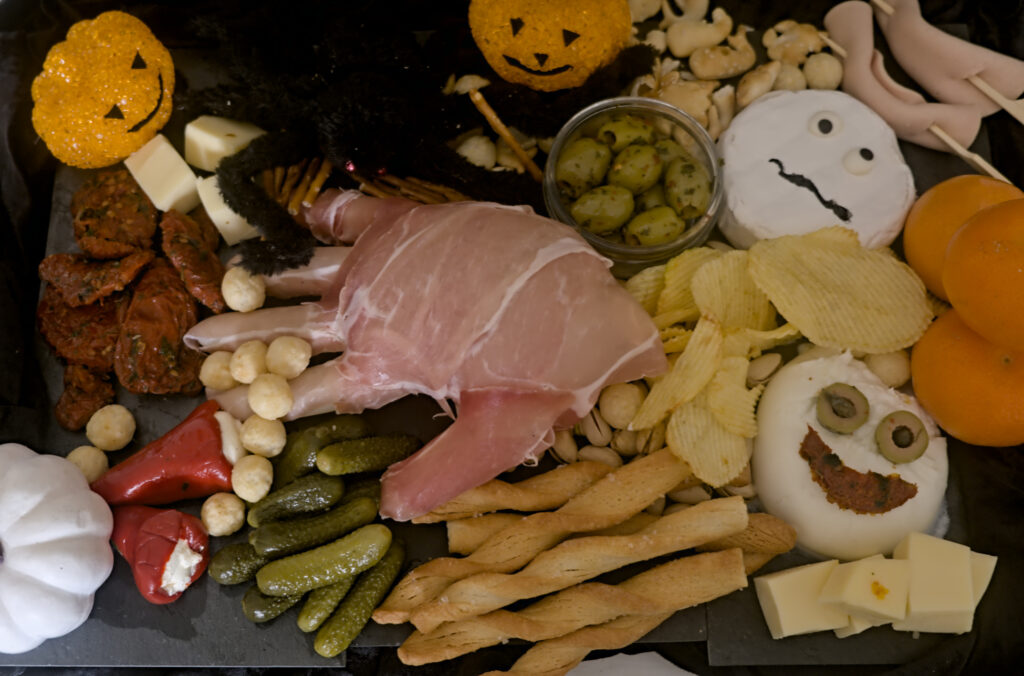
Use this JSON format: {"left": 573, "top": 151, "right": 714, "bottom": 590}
{"left": 942, "top": 198, "right": 1024, "bottom": 351}
{"left": 901, "top": 175, "right": 1022, "bottom": 300}
{"left": 910, "top": 309, "right": 1024, "bottom": 447}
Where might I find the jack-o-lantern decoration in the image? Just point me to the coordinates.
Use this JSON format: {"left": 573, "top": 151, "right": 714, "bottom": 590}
{"left": 468, "top": 0, "right": 632, "bottom": 92}
{"left": 31, "top": 11, "right": 174, "bottom": 169}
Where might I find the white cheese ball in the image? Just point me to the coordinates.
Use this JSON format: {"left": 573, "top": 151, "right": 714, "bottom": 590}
{"left": 221, "top": 266, "right": 266, "bottom": 313}
{"left": 229, "top": 340, "right": 268, "bottom": 385}
{"left": 803, "top": 52, "right": 843, "bottom": 90}
{"left": 232, "top": 454, "right": 274, "bottom": 502}
{"left": 200, "top": 350, "right": 239, "bottom": 391}
{"left": 85, "top": 404, "right": 136, "bottom": 451}
{"left": 247, "top": 373, "right": 293, "bottom": 420}
{"left": 266, "top": 336, "right": 312, "bottom": 380}
{"left": 240, "top": 414, "right": 287, "bottom": 457}
{"left": 66, "top": 445, "right": 108, "bottom": 483}
{"left": 201, "top": 492, "right": 247, "bottom": 536}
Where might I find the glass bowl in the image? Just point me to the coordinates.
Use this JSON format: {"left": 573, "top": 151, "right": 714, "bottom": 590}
{"left": 543, "top": 97, "right": 724, "bottom": 278}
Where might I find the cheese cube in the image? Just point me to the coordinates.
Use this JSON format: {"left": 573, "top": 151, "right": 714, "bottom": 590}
{"left": 819, "top": 555, "right": 910, "bottom": 622}
{"left": 891, "top": 532, "right": 974, "bottom": 634}
{"left": 185, "top": 116, "right": 265, "bottom": 172}
{"left": 196, "top": 175, "right": 259, "bottom": 246}
{"left": 124, "top": 134, "right": 200, "bottom": 213}
{"left": 834, "top": 611, "right": 888, "bottom": 639}
{"left": 970, "top": 551, "right": 997, "bottom": 608}
{"left": 754, "top": 560, "right": 849, "bottom": 639}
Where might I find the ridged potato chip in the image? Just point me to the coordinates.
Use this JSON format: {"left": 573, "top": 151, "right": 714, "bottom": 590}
{"left": 660, "top": 326, "right": 692, "bottom": 354}
{"left": 735, "top": 322, "right": 802, "bottom": 356}
{"left": 631, "top": 317, "right": 723, "bottom": 430}
{"left": 666, "top": 393, "right": 749, "bottom": 487}
{"left": 748, "top": 227, "right": 933, "bottom": 353}
{"left": 692, "top": 251, "right": 777, "bottom": 330}
{"left": 656, "top": 247, "right": 721, "bottom": 316}
{"left": 707, "top": 356, "right": 764, "bottom": 438}
{"left": 624, "top": 263, "right": 666, "bottom": 315}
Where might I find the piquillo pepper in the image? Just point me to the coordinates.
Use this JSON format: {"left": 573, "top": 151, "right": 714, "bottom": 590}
{"left": 91, "top": 400, "right": 234, "bottom": 504}
{"left": 111, "top": 505, "right": 209, "bottom": 605}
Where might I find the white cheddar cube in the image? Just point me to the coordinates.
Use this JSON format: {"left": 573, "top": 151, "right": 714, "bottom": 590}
{"left": 834, "top": 611, "right": 889, "bottom": 639}
{"left": 970, "top": 551, "right": 997, "bottom": 608}
{"left": 754, "top": 560, "right": 849, "bottom": 639}
{"left": 197, "top": 175, "right": 259, "bottom": 246}
{"left": 124, "top": 134, "right": 200, "bottom": 213}
{"left": 819, "top": 555, "right": 910, "bottom": 622}
{"left": 892, "top": 532, "right": 974, "bottom": 634}
{"left": 185, "top": 116, "right": 265, "bottom": 172}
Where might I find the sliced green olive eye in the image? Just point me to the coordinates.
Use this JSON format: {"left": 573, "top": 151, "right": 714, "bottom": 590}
{"left": 875, "top": 410, "right": 929, "bottom": 463}
{"left": 816, "top": 382, "right": 869, "bottom": 434}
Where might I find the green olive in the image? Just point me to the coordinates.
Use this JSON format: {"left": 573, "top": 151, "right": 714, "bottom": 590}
{"left": 816, "top": 382, "right": 870, "bottom": 434}
{"left": 624, "top": 206, "right": 686, "bottom": 246}
{"left": 875, "top": 410, "right": 929, "bottom": 463}
{"left": 570, "top": 185, "right": 635, "bottom": 234}
{"left": 607, "top": 144, "right": 662, "bottom": 195}
{"left": 636, "top": 183, "right": 667, "bottom": 212}
{"left": 555, "top": 137, "right": 613, "bottom": 199}
{"left": 597, "top": 114, "right": 655, "bottom": 152}
{"left": 653, "top": 139, "right": 689, "bottom": 168}
{"left": 664, "top": 156, "right": 712, "bottom": 219}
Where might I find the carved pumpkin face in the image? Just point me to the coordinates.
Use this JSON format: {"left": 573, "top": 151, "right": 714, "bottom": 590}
{"left": 31, "top": 11, "right": 174, "bottom": 169}
{"left": 468, "top": 0, "right": 631, "bottom": 92}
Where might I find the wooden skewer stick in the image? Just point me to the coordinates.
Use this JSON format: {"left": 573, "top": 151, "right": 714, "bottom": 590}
{"left": 870, "top": 0, "right": 1024, "bottom": 125}
{"left": 821, "top": 32, "right": 1013, "bottom": 183}
{"left": 467, "top": 88, "right": 545, "bottom": 183}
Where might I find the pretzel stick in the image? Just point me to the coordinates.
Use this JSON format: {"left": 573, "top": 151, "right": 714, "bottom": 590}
{"left": 399, "top": 547, "right": 747, "bottom": 666}
{"left": 304, "top": 159, "right": 333, "bottom": 207}
{"left": 468, "top": 88, "right": 544, "bottom": 182}
{"left": 405, "top": 176, "right": 471, "bottom": 202}
{"left": 409, "top": 496, "right": 748, "bottom": 634}
{"left": 479, "top": 549, "right": 748, "bottom": 676}
{"left": 697, "top": 512, "right": 797, "bottom": 574}
{"left": 413, "top": 461, "right": 614, "bottom": 524}
{"left": 287, "top": 157, "right": 322, "bottom": 215}
{"left": 372, "top": 449, "right": 692, "bottom": 624}
{"left": 278, "top": 159, "right": 308, "bottom": 204}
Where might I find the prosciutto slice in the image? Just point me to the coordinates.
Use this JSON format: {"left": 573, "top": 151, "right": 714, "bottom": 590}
{"left": 185, "top": 190, "right": 666, "bottom": 520}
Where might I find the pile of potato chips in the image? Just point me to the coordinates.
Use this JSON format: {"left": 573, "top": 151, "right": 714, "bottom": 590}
{"left": 623, "top": 226, "right": 934, "bottom": 487}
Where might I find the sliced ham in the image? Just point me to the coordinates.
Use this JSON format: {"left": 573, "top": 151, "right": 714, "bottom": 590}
{"left": 186, "top": 191, "right": 666, "bottom": 520}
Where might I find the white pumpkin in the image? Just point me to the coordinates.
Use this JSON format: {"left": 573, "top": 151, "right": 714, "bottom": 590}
{"left": 0, "top": 442, "right": 114, "bottom": 654}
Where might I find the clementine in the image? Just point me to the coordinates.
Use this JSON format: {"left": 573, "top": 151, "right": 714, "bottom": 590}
{"left": 942, "top": 197, "right": 1024, "bottom": 351}
{"left": 902, "top": 175, "right": 1022, "bottom": 301}
{"left": 910, "top": 309, "right": 1024, "bottom": 447}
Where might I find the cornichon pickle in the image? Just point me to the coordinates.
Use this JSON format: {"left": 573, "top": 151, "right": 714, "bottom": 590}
{"left": 341, "top": 477, "right": 382, "bottom": 507}
{"left": 296, "top": 575, "right": 356, "bottom": 633}
{"left": 241, "top": 585, "right": 304, "bottom": 623}
{"left": 314, "top": 539, "right": 406, "bottom": 658}
{"left": 208, "top": 542, "right": 271, "bottom": 586}
{"left": 315, "top": 435, "right": 421, "bottom": 476}
{"left": 274, "top": 414, "right": 371, "bottom": 488}
{"left": 256, "top": 524, "right": 392, "bottom": 596}
{"left": 247, "top": 473, "right": 345, "bottom": 528}
{"left": 664, "top": 156, "right": 712, "bottom": 219}
{"left": 250, "top": 496, "right": 379, "bottom": 558}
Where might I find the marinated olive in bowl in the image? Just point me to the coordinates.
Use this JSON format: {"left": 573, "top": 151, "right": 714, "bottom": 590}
{"left": 544, "top": 97, "right": 723, "bottom": 277}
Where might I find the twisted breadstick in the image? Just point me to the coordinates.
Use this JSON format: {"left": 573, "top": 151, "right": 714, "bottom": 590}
{"left": 698, "top": 512, "right": 797, "bottom": 573}
{"left": 373, "top": 449, "right": 691, "bottom": 624}
{"left": 399, "top": 548, "right": 747, "bottom": 665}
{"left": 410, "top": 496, "right": 748, "bottom": 633}
{"left": 413, "top": 461, "right": 613, "bottom": 523}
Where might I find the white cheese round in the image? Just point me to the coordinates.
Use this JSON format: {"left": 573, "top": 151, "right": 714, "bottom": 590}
{"left": 752, "top": 352, "right": 947, "bottom": 561}
{"left": 718, "top": 90, "right": 915, "bottom": 250}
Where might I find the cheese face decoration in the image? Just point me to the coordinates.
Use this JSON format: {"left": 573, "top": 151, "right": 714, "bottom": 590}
{"left": 31, "top": 11, "right": 174, "bottom": 168}
{"left": 752, "top": 352, "right": 947, "bottom": 561}
{"left": 718, "top": 90, "right": 915, "bottom": 250}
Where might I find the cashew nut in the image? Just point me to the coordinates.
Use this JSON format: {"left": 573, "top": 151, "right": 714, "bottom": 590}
{"left": 761, "top": 20, "right": 826, "bottom": 65}
{"left": 803, "top": 51, "right": 844, "bottom": 90}
{"left": 711, "top": 84, "right": 736, "bottom": 130}
{"left": 656, "top": 78, "right": 718, "bottom": 127}
{"left": 666, "top": 7, "right": 732, "bottom": 58}
{"left": 706, "top": 104, "right": 723, "bottom": 140}
{"left": 659, "top": 0, "right": 710, "bottom": 28}
{"left": 689, "top": 26, "right": 756, "bottom": 80}
{"left": 773, "top": 61, "right": 808, "bottom": 91}
{"left": 737, "top": 60, "right": 782, "bottom": 110}
{"left": 630, "top": 0, "right": 663, "bottom": 23}
{"left": 642, "top": 29, "right": 668, "bottom": 54}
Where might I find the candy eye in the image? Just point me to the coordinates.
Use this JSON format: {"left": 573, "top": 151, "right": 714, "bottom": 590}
{"left": 809, "top": 111, "right": 843, "bottom": 137}
{"left": 563, "top": 29, "right": 580, "bottom": 46}
{"left": 844, "top": 147, "right": 876, "bottom": 175}
{"left": 510, "top": 17, "right": 524, "bottom": 36}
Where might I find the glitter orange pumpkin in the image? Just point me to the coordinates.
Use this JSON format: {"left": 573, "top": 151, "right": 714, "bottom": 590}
{"left": 468, "top": 0, "right": 632, "bottom": 92}
{"left": 31, "top": 11, "right": 174, "bottom": 169}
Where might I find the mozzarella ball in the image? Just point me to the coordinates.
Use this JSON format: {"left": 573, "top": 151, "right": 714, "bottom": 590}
{"left": 200, "top": 350, "right": 239, "bottom": 391}
{"left": 232, "top": 454, "right": 274, "bottom": 502}
{"left": 222, "top": 266, "right": 266, "bottom": 313}
{"left": 86, "top": 404, "right": 136, "bottom": 451}
{"left": 863, "top": 350, "right": 912, "bottom": 389}
{"left": 201, "top": 492, "right": 247, "bottom": 536}
{"left": 803, "top": 52, "right": 843, "bottom": 90}
{"left": 229, "top": 340, "right": 268, "bottom": 385}
{"left": 241, "top": 414, "right": 287, "bottom": 457}
{"left": 247, "top": 373, "right": 293, "bottom": 420}
{"left": 66, "top": 445, "right": 108, "bottom": 483}
{"left": 266, "top": 336, "right": 312, "bottom": 379}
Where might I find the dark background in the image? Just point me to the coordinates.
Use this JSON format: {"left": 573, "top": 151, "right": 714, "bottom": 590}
{"left": 2, "top": 1, "right": 1023, "bottom": 674}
